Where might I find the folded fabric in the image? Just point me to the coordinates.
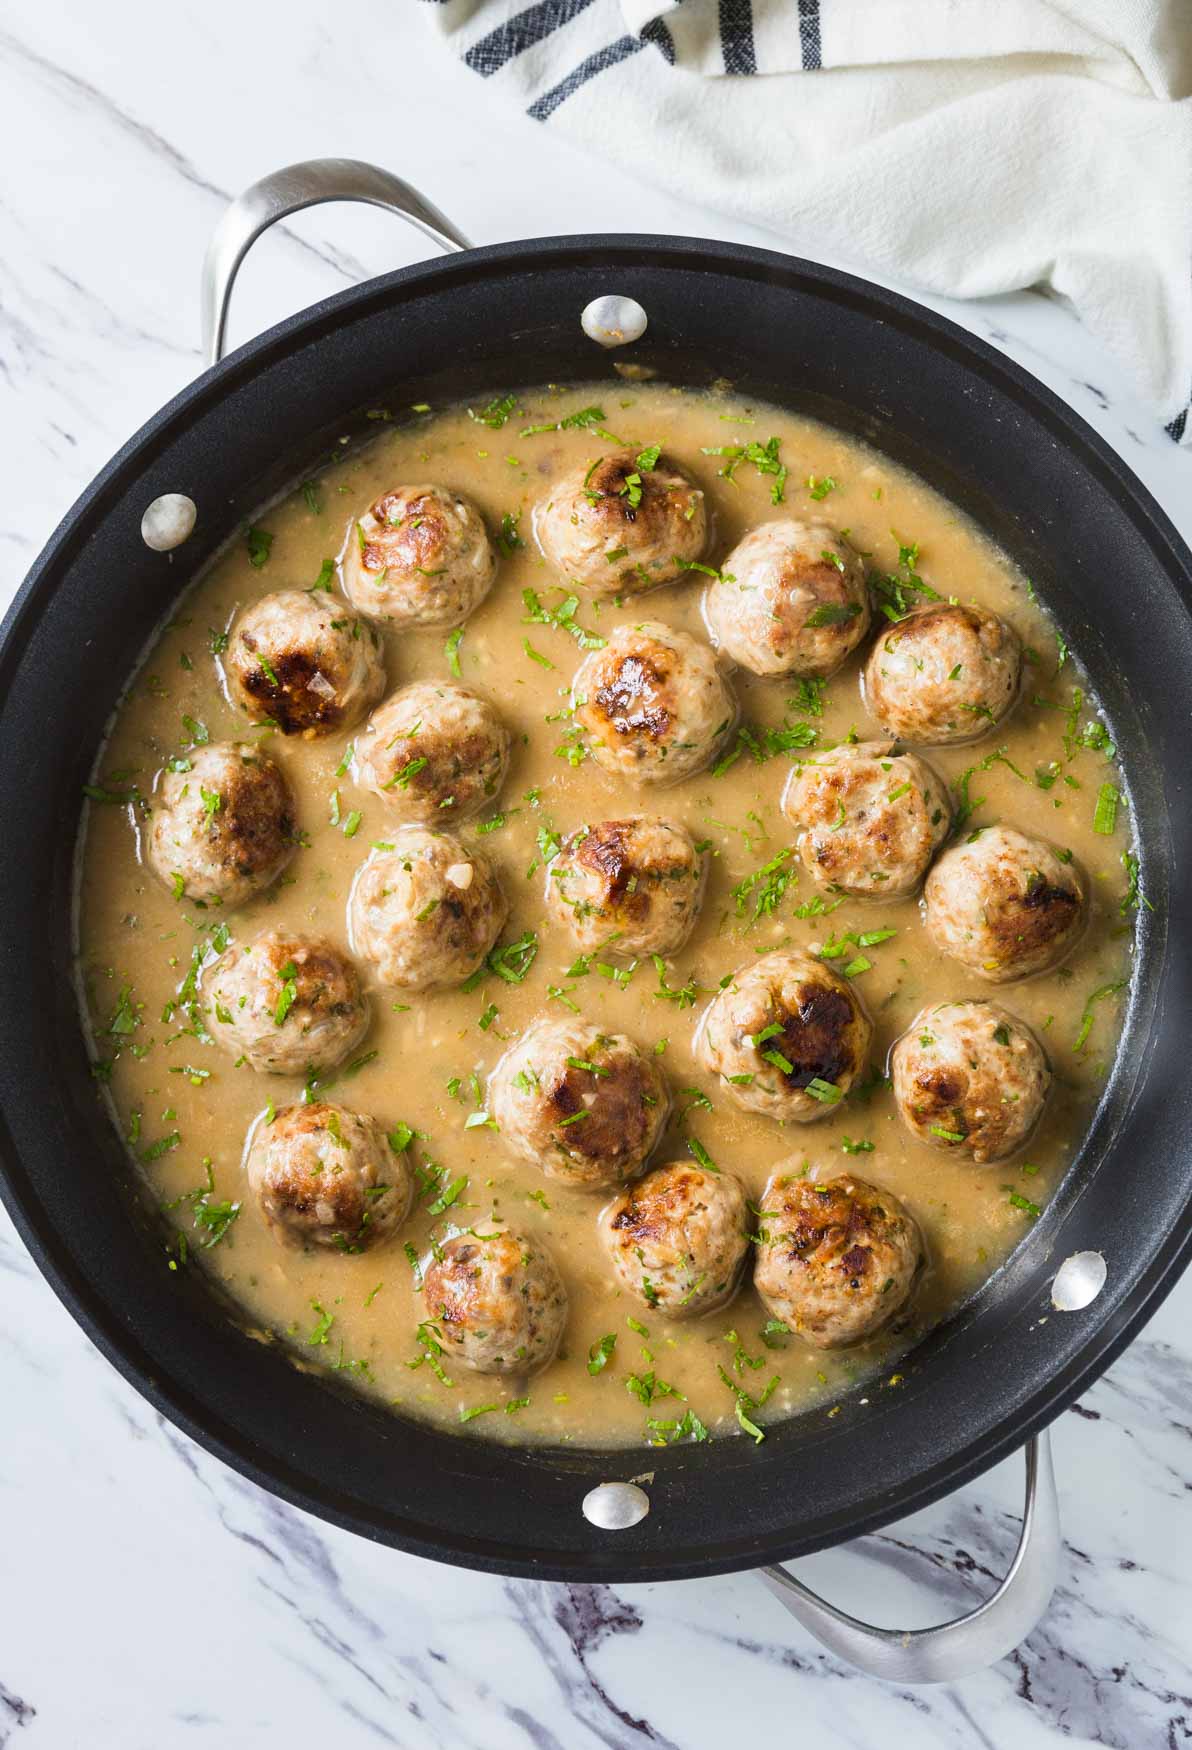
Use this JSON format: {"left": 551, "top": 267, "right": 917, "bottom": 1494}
{"left": 421, "top": 0, "right": 1192, "bottom": 445}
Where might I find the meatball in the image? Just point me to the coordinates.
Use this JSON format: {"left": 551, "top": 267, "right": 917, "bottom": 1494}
{"left": 348, "top": 828, "right": 507, "bottom": 991}
{"left": 245, "top": 1101, "right": 412, "bottom": 1252}
{"left": 891, "top": 1001, "right": 1051, "bottom": 1163}
{"left": 754, "top": 1172, "right": 923, "bottom": 1348}
{"left": 422, "top": 1224, "right": 568, "bottom": 1376}
{"left": 147, "top": 741, "right": 296, "bottom": 907}
{"left": 355, "top": 682, "right": 510, "bottom": 824}
{"left": 489, "top": 1017, "right": 668, "bottom": 1189}
{"left": 863, "top": 603, "right": 1022, "bottom": 744}
{"left": 703, "top": 520, "right": 870, "bottom": 678}
{"left": 924, "top": 824, "right": 1088, "bottom": 982}
{"left": 598, "top": 1162, "right": 748, "bottom": 1319}
{"left": 697, "top": 949, "right": 872, "bottom": 1122}
{"left": 224, "top": 590, "right": 385, "bottom": 736}
{"left": 545, "top": 816, "right": 705, "bottom": 957}
{"left": 572, "top": 621, "right": 736, "bottom": 784}
{"left": 781, "top": 739, "right": 952, "bottom": 897}
{"left": 341, "top": 484, "right": 496, "bottom": 628}
{"left": 534, "top": 449, "right": 708, "bottom": 597}
{"left": 205, "top": 929, "right": 369, "bottom": 1075}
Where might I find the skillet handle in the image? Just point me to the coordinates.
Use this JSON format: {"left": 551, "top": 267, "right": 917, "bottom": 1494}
{"left": 758, "top": 1431, "right": 1060, "bottom": 1684}
{"left": 200, "top": 158, "right": 471, "bottom": 367}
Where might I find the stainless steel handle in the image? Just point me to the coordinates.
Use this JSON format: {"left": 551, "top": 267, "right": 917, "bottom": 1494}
{"left": 759, "top": 1431, "right": 1059, "bottom": 1683}
{"left": 200, "top": 158, "right": 471, "bottom": 367}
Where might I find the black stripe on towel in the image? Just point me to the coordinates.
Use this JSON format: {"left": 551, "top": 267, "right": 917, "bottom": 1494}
{"left": 798, "top": 0, "right": 822, "bottom": 69}
{"left": 528, "top": 33, "right": 647, "bottom": 119}
{"left": 1166, "top": 406, "right": 1189, "bottom": 443}
{"left": 640, "top": 15, "right": 677, "bottom": 64}
{"left": 718, "top": 0, "right": 756, "bottom": 76}
{"left": 465, "top": 0, "right": 597, "bottom": 77}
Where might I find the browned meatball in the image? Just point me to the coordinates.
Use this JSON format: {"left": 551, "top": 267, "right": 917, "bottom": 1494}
{"left": 488, "top": 1017, "right": 669, "bottom": 1189}
{"left": 348, "top": 829, "right": 507, "bottom": 991}
{"left": 781, "top": 739, "right": 952, "bottom": 897}
{"left": 206, "top": 929, "right": 369, "bottom": 1075}
{"left": 703, "top": 520, "right": 871, "bottom": 678}
{"left": 422, "top": 1225, "right": 568, "bottom": 1375}
{"left": 354, "top": 681, "right": 510, "bottom": 824}
{"left": 224, "top": 590, "right": 385, "bottom": 735}
{"left": 534, "top": 449, "right": 708, "bottom": 596}
{"left": 572, "top": 621, "right": 736, "bottom": 784}
{"left": 924, "top": 825, "right": 1088, "bottom": 982}
{"left": 697, "top": 949, "right": 873, "bottom": 1122}
{"left": 245, "top": 1101, "right": 412, "bottom": 1252}
{"left": 147, "top": 741, "right": 297, "bottom": 907}
{"left": 863, "top": 604, "right": 1023, "bottom": 744}
{"left": 342, "top": 484, "right": 496, "bottom": 627}
{"left": 545, "top": 816, "right": 706, "bottom": 957}
{"left": 754, "top": 1172, "right": 923, "bottom": 1348}
{"left": 598, "top": 1162, "right": 748, "bottom": 1318}
{"left": 891, "top": 1001, "right": 1051, "bottom": 1163}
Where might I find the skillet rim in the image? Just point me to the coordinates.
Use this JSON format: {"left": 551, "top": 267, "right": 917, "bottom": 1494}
{"left": 2, "top": 232, "right": 1190, "bottom": 1582}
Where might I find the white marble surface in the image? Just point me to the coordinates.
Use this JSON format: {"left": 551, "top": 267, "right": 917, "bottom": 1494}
{"left": 1, "top": 6, "right": 1191, "bottom": 1746}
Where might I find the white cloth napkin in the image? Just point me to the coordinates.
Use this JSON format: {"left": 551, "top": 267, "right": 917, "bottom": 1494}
{"left": 422, "top": 0, "right": 1192, "bottom": 445}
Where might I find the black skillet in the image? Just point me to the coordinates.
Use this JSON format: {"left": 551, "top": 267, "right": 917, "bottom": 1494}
{"left": 1, "top": 160, "right": 1188, "bottom": 1677}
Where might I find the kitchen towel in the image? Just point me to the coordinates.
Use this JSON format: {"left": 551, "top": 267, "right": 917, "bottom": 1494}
{"left": 421, "top": 0, "right": 1192, "bottom": 445}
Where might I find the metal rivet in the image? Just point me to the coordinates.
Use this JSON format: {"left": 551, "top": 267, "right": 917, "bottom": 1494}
{"left": 582, "top": 1481, "right": 650, "bottom": 1530}
{"left": 142, "top": 494, "right": 197, "bottom": 552}
{"left": 581, "top": 295, "right": 648, "bottom": 349}
{"left": 1051, "top": 1251, "right": 1107, "bottom": 1312}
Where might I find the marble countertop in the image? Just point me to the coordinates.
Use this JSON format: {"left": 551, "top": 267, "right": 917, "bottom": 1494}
{"left": 2, "top": 6, "right": 1190, "bottom": 1746}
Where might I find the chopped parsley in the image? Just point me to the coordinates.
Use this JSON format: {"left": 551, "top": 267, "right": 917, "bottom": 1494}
{"left": 1074, "top": 979, "right": 1127, "bottom": 1052}
{"left": 244, "top": 526, "right": 273, "bottom": 568}
{"left": 470, "top": 392, "right": 517, "bottom": 429}
{"left": 686, "top": 1137, "right": 720, "bottom": 1175}
{"left": 1093, "top": 782, "right": 1120, "bottom": 836}
{"left": 520, "top": 404, "right": 624, "bottom": 442}
{"left": 498, "top": 511, "right": 525, "bottom": 556}
{"left": 1120, "top": 849, "right": 1152, "bottom": 916}
{"left": 522, "top": 587, "right": 606, "bottom": 650}
{"left": 730, "top": 846, "right": 795, "bottom": 925}
{"left": 587, "top": 1333, "right": 617, "bottom": 1375}
{"left": 701, "top": 434, "right": 787, "bottom": 503}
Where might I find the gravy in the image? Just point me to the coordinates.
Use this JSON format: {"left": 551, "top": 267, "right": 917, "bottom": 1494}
{"left": 76, "top": 383, "right": 1137, "bottom": 1448}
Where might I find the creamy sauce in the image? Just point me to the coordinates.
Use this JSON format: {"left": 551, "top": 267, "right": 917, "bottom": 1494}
{"left": 76, "top": 383, "right": 1137, "bottom": 1449}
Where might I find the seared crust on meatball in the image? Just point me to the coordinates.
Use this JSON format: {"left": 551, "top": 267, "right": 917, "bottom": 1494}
{"left": 863, "top": 603, "right": 1023, "bottom": 744}
{"left": 355, "top": 682, "right": 510, "bottom": 824}
{"left": 891, "top": 1001, "right": 1051, "bottom": 1164}
{"left": 224, "top": 590, "right": 385, "bottom": 736}
{"left": 572, "top": 621, "right": 736, "bottom": 784}
{"left": 489, "top": 1016, "right": 669, "bottom": 1189}
{"left": 704, "top": 520, "right": 870, "bottom": 678}
{"left": 246, "top": 1101, "right": 412, "bottom": 1252}
{"left": 754, "top": 1172, "right": 923, "bottom": 1348}
{"left": 598, "top": 1162, "right": 748, "bottom": 1319}
{"left": 781, "top": 739, "right": 952, "bottom": 897}
{"left": 147, "top": 741, "right": 297, "bottom": 907}
{"left": 535, "top": 449, "right": 708, "bottom": 597}
{"left": 342, "top": 484, "right": 496, "bottom": 628}
{"left": 924, "top": 824, "right": 1088, "bottom": 982}
{"left": 206, "top": 929, "right": 369, "bottom": 1075}
{"left": 545, "top": 816, "right": 705, "bottom": 956}
{"left": 422, "top": 1224, "right": 568, "bottom": 1376}
{"left": 697, "top": 949, "right": 872, "bottom": 1122}
{"left": 348, "top": 828, "right": 507, "bottom": 991}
